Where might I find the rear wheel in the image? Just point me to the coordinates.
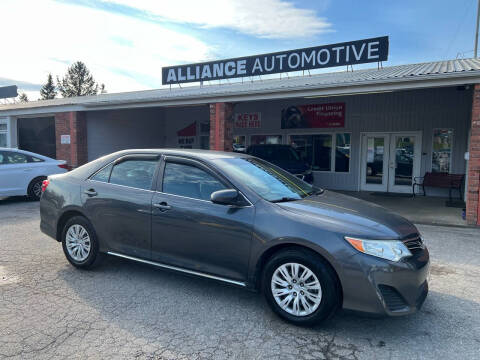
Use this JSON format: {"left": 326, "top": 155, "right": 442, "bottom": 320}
{"left": 262, "top": 248, "right": 341, "bottom": 326}
{"left": 61, "top": 216, "right": 103, "bottom": 269}
{"left": 27, "top": 176, "right": 46, "bottom": 200}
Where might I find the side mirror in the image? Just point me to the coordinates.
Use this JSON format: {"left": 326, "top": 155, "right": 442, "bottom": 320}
{"left": 211, "top": 189, "right": 239, "bottom": 205}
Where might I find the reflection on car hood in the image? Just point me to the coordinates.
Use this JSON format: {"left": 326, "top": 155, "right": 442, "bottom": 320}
{"left": 276, "top": 191, "right": 418, "bottom": 239}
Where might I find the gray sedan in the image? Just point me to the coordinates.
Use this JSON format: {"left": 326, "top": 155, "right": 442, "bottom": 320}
{"left": 39, "top": 149, "right": 429, "bottom": 326}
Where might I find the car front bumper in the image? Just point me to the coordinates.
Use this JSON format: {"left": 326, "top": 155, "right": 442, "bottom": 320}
{"left": 340, "top": 247, "right": 430, "bottom": 316}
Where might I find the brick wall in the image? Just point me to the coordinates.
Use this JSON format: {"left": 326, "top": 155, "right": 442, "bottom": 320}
{"left": 54, "top": 111, "right": 88, "bottom": 168}
{"left": 209, "top": 103, "right": 234, "bottom": 151}
{"left": 467, "top": 84, "right": 480, "bottom": 225}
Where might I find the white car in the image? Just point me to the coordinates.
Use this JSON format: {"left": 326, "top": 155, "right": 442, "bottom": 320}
{"left": 0, "top": 148, "right": 69, "bottom": 200}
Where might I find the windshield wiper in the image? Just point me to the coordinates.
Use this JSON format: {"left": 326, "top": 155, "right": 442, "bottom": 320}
{"left": 306, "top": 188, "right": 324, "bottom": 196}
{"left": 271, "top": 197, "right": 301, "bottom": 203}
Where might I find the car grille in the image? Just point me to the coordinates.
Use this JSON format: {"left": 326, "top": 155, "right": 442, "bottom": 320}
{"left": 378, "top": 285, "right": 408, "bottom": 312}
{"left": 403, "top": 234, "right": 424, "bottom": 253}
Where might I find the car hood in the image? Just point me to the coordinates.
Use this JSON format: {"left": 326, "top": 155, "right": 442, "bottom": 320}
{"left": 276, "top": 191, "right": 418, "bottom": 239}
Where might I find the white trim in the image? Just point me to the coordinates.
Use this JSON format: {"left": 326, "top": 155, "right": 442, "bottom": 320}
{"left": 359, "top": 131, "right": 423, "bottom": 193}
{"left": 0, "top": 117, "right": 9, "bottom": 148}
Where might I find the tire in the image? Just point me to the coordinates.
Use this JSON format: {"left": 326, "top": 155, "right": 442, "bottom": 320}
{"left": 27, "top": 176, "right": 46, "bottom": 201}
{"left": 61, "top": 216, "right": 103, "bottom": 269}
{"left": 262, "top": 248, "right": 341, "bottom": 326}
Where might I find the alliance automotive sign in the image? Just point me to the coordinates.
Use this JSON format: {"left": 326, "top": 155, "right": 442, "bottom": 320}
{"left": 162, "top": 36, "right": 388, "bottom": 85}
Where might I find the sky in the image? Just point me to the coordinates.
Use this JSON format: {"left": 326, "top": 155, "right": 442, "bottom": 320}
{"left": 0, "top": 0, "right": 478, "bottom": 100}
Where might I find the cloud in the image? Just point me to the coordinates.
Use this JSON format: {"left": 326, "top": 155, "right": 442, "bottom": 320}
{"left": 101, "top": 0, "right": 332, "bottom": 39}
{"left": 0, "top": 0, "right": 212, "bottom": 98}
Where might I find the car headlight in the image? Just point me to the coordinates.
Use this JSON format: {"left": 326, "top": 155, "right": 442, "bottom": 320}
{"left": 345, "top": 237, "right": 412, "bottom": 262}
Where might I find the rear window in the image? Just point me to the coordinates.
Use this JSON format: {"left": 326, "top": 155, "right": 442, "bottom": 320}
{"left": 109, "top": 159, "right": 157, "bottom": 191}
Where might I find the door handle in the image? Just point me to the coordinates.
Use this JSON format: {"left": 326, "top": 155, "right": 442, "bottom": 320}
{"left": 153, "top": 202, "right": 171, "bottom": 211}
{"left": 84, "top": 189, "right": 98, "bottom": 197}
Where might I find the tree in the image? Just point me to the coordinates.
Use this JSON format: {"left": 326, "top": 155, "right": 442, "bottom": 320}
{"left": 56, "top": 61, "right": 105, "bottom": 97}
{"left": 40, "top": 73, "right": 56, "bottom": 100}
{"left": 18, "top": 92, "right": 29, "bottom": 103}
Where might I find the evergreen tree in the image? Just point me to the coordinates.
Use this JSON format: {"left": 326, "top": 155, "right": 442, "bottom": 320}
{"left": 56, "top": 61, "right": 105, "bottom": 97}
{"left": 40, "top": 73, "right": 56, "bottom": 100}
{"left": 18, "top": 92, "right": 29, "bottom": 102}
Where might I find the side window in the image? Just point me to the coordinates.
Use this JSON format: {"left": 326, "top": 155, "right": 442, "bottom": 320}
{"left": 0, "top": 151, "right": 6, "bottom": 165}
{"left": 91, "top": 164, "right": 113, "bottom": 183}
{"left": 28, "top": 156, "right": 44, "bottom": 163}
{"left": 109, "top": 159, "right": 157, "bottom": 190}
{"left": 3, "top": 151, "right": 28, "bottom": 164}
{"left": 162, "top": 162, "right": 226, "bottom": 201}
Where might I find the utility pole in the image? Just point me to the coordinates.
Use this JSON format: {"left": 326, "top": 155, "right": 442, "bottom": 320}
{"left": 475, "top": 0, "right": 480, "bottom": 58}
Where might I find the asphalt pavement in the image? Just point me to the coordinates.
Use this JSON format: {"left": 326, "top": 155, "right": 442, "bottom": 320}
{"left": 1, "top": 197, "right": 479, "bottom": 359}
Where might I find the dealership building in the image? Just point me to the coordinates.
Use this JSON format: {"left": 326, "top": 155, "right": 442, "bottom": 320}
{"left": 1, "top": 40, "right": 480, "bottom": 225}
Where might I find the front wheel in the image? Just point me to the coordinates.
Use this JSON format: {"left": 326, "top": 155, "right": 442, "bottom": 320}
{"left": 262, "top": 248, "right": 341, "bottom": 326}
{"left": 61, "top": 216, "right": 103, "bottom": 269}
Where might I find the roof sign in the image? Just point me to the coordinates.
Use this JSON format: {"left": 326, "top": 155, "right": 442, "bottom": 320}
{"left": 162, "top": 36, "right": 388, "bottom": 85}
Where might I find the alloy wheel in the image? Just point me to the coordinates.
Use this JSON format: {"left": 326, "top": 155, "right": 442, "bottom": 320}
{"left": 271, "top": 262, "right": 322, "bottom": 317}
{"left": 32, "top": 181, "right": 43, "bottom": 198}
{"left": 65, "top": 224, "right": 91, "bottom": 262}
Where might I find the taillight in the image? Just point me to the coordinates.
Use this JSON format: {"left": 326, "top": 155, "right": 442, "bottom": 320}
{"left": 58, "top": 163, "right": 70, "bottom": 170}
{"left": 41, "top": 180, "right": 50, "bottom": 193}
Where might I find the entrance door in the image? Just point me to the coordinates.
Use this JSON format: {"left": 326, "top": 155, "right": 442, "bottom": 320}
{"left": 361, "top": 132, "right": 421, "bottom": 193}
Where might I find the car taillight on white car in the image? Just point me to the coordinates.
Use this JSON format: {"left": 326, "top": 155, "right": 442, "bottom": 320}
{"left": 58, "top": 163, "right": 70, "bottom": 171}
{"left": 41, "top": 179, "right": 50, "bottom": 193}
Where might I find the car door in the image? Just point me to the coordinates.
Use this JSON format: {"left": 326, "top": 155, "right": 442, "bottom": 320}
{"left": 81, "top": 154, "right": 160, "bottom": 259}
{"left": 151, "top": 156, "right": 255, "bottom": 282}
{"left": 0, "top": 151, "right": 32, "bottom": 196}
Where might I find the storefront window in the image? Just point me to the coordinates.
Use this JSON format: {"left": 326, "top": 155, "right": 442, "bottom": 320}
{"left": 290, "top": 133, "right": 350, "bottom": 172}
{"left": 313, "top": 134, "right": 332, "bottom": 171}
{"left": 250, "top": 134, "right": 282, "bottom": 145}
{"left": 0, "top": 123, "right": 7, "bottom": 147}
{"left": 200, "top": 136, "right": 209, "bottom": 150}
{"left": 335, "top": 133, "right": 350, "bottom": 172}
{"left": 432, "top": 129, "right": 453, "bottom": 173}
{"left": 233, "top": 135, "right": 246, "bottom": 152}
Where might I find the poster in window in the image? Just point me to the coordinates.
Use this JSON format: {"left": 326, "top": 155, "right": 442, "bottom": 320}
{"left": 177, "top": 121, "right": 196, "bottom": 149}
{"left": 281, "top": 103, "right": 345, "bottom": 129}
{"left": 432, "top": 129, "right": 453, "bottom": 173}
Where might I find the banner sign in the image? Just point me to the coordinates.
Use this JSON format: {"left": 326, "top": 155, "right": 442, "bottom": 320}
{"left": 162, "top": 36, "right": 388, "bottom": 85}
{"left": 281, "top": 103, "right": 345, "bottom": 129}
{"left": 234, "top": 112, "right": 261, "bottom": 128}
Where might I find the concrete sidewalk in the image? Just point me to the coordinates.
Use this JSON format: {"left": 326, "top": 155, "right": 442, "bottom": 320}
{"left": 337, "top": 191, "right": 467, "bottom": 227}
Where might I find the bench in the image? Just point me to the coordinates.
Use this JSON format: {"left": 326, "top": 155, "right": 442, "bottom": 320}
{"left": 412, "top": 172, "right": 464, "bottom": 201}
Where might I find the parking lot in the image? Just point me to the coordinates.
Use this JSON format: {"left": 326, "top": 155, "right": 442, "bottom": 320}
{"left": 1, "top": 198, "right": 479, "bottom": 360}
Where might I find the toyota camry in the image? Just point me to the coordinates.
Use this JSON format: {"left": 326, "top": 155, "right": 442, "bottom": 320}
{"left": 40, "top": 149, "right": 429, "bottom": 326}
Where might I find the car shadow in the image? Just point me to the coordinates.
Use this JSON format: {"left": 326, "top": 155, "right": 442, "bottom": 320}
{"left": 0, "top": 196, "right": 31, "bottom": 204}
{"left": 55, "top": 255, "right": 480, "bottom": 358}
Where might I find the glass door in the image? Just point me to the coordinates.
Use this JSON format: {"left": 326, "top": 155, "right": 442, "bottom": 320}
{"left": 360, "top": 133, "right": 390, "bottom": 192}
{"left": 361, "top": 132, "right": 422, "bottom": 193}
{"left": 388, "top": 134, "right": 421, "bottom": 193}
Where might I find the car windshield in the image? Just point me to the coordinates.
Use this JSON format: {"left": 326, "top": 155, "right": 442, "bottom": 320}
{"left": 253, "top": 146, "right": 300, "bottom": 162}
{"left": 213, "top": 157, "right": 321, "bottom": 202}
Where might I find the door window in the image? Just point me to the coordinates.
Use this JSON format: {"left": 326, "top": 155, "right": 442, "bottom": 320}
{"left": 91, "top": 164, "right": 113, "bottom": 183}
{"left": 0, "top": 151, "right": 29, "bottom": 164}
{"left": 162, "top": 162, "right": 226, "bottom": 201}
{"left": 109, "top": 159, "right": 157, "bottom": 190}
